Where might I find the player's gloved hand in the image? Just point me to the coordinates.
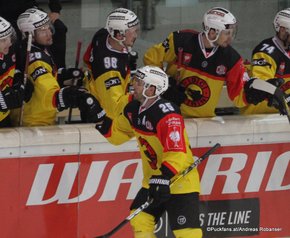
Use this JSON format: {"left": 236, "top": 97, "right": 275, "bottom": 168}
{"left": 244, "top": 77, "right": 285, "bottom": 105}
{"left": 56, "top": 86, "right": 85, "bottom": 111}
{"left": 12, "top": 71, "right": 34, "bottom": 102}
{"left": 148, "top": 175, "right": 171, "bottom": 207}
{"left": 57, "top": 68, "right": 85, "bottom": 87}
{"left": 79, "top": 93, "right": 106, "bottom": 123}
{"left": 187, "top": 88, "right": 203, "bottom": 101}
{"left": 161, "top": 77, "right": 186, "bottom": 106}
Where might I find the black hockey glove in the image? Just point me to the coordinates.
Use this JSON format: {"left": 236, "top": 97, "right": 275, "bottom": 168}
{"left": 56, "top": 86, "right": 85, "bottom": 111}
{"left": 148, "top": 175, "right": 171, "bottom": 207}
{"left": 0, "top": 85, "right": 24, "bottom": 111}
{"left": 79, "top": 94, "right": 106, "bottom": 123}
{"left": 244, "top": 77, "right": 285, "bottom": 105}
{"left": 57, "top": 68, "right": 85, "bottom": 88}
{"left": 13, "top": 71, "right": 34, "bottom": 102}
{"left": 161, "top": 77, "right": 187, "bottom": 106}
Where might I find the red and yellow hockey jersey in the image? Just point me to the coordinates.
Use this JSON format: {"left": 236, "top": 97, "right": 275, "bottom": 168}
{"left": 83, "top": 28, "right": 133, "bottom": 119}
{"left": 97, "top": 98, "right": 200, "bottom": 194}
{"left": 144, "top": 30, "right": 248, "bottom": 118}
{"left": 242, "top": 36, "right": 290, "bottom": 114}
{"left": 0, "top": 49, "right": 16, "bottom": 122}
{"left": 23, "top": 43, "right": 59, "bottom": 126}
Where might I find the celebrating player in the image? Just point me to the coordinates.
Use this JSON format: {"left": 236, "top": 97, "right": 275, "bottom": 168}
{"left": 94, "top": 65, "right": 202, "bottom": 238}
{"left": 83, "top": 7, "right": 140, "bottom": 120}
{"left": 144, "top": 7, "right": 285, "bottom": 118}
{"left": 17, "top": 8, "right": 100, "bottom": 126}
{"left": 242, "top": 8, "right": 290, "bottom": 115}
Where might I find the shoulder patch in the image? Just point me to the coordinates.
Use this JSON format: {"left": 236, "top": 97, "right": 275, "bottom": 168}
{"left": 31, "top": 66, "right": 48, "bottom": 81}
{"left": 252, "top": 58, "right": 271, "bottom": 68}
{"left": 105, "top": 77, "right": 121, "bottom": 89}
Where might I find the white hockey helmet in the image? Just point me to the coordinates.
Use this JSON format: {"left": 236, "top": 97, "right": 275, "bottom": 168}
{"left": 203, "top": 7, "right": 237, "bottom": 41}
{"left": 0, "top": 17, "right": 15, "bottom": 40}
{"left": 17, "top": 8, "right": 50, "bottom": 35}
{"left": 135, "top": 65, "right": 168, "bottom": 99}
{"left": 106, "top": 8, "right": 139, "bottom": 38}
{"left": 273, "top": 8, "right": 290, "bottom": 33}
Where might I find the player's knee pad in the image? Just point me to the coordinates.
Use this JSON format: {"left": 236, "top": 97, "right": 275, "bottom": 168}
{"left": 173, "top": 228, "right": 203, "bottom": 238}
{"left": 130, "top": 211, "right": 156, "bottom": 238}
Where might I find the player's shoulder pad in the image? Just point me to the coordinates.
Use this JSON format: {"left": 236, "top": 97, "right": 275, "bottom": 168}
{"left": 148, "top": 98, "right": 181, "bottom": 124}
{"left": 29, "top": 47, "right": 51, "bottom": 65}
{"left": 252, "top": 37, "right": 277, "bottom": 56}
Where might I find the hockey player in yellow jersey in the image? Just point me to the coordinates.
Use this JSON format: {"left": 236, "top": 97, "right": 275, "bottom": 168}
{"left": 0, "top": 16, "right": 33, "bottom": 127}
{"left": 144, "top": 7, "right": 285, "bottom": 118}
{"left": 94, "top": 66, "right": 202, "bottom": 238}
{"left": 83, "top": 8, "right": 140, "bottom": 120}
{"left": 242, "top": 8, "right": 290, "bottom": 115}
{"left": 17, "top": 8, "right": 101, "bottom": 126}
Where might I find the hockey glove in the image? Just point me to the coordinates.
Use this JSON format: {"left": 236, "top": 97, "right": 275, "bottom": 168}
{"left": 57, "top": 68, "right": 85, "bottom": 88}
{"left": 13, "top": 71, "right": 34, "bottom": 102}
{"left": 79, "top": 93, "right": 106, "bottom": 123}
{"left": 244, "top": 77, "right": 285, "bottom": 105}
{"left": 56, "top": 86, "right": 85, "bottom": 111}
{"left": 161, "top": 77, "right": 187, "bottom": 106}
{"left": 0, "top": 85, "right": 25, "bottom": 111}
{"left": 148, "top": 175, "right": 171, "bottom": 207}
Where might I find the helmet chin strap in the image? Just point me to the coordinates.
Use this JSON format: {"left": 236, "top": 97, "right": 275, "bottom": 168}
{"left": 140, "top": 85, "right": 158, "bottom": 108}
{"left": 205, "top": 30, "right": 220, "bottom": 47}
{"left": 111, "top": 33, "right": 132, "bottom": 52}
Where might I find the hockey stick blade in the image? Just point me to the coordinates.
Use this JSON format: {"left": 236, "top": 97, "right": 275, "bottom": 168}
{"left": 93, "top": 143, "right": 221, "bottom": 238}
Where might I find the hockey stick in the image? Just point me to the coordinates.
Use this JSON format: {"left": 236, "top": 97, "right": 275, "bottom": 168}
{"left": 176, "top": 47, "right": 183, "bottom": 83}
{"left": 251, "top": 79, "right": 290, "bottom": 123}
{"left": 19, "top": 33, "right": 32, "bottom": 126}
{"left": 94, "top": 143, "right": 221, "bottom": 238}
{"left": 67, "top": 40, "right": 82, "bottom": 123}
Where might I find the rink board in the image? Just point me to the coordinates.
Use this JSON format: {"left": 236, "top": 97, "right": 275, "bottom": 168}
{"left": 0, "top": 114, "right": 289, "bottom": 238}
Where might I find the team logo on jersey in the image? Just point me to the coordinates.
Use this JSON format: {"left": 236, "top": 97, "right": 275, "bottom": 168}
{"left": 201, "top": 61, "right": 208, "bottom": 68}
{"left": 180, "top": 76, "right": 211, "bottom": 107}
{"left": 2, "top": 62, "right": 6, "bottom": 69}
{"left": 182, "top": 53, "right": 192, "bottom": 65}
{"left": 177, "top": 215, "right": 186, "bottom": 225}
{"left": 277, "top": 61, "right": 285, "bottom": 75}
{"left": 105, "top": 77, "right": 121, "bottom": 89}
{"left": 216, "top": 65, "right": 227, "bottom": 75}
{"left": 166, "top": 117, "right": 184, "bottom": 151}
{"left": 252, "top": 58, "right": 271, "bottom": 68}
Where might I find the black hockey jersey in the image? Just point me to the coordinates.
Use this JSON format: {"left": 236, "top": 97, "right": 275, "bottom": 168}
{"left": 97, "top": 98, "right": 200, "bottom": 194}
{"left": 242, "top": 36, "right": 290, "bottom": 114}
{"left": 83, "top": 28, "right": 133, "bottom": 119}
{"left": 144, "top": 30, "right": 248, "bottom": 117}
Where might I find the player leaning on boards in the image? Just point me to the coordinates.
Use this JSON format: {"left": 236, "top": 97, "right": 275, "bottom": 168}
{"left": 93, "top": 65, "right": 202, "bottom": 238}
{"left": 0, "top": 17, "right": 33, "bottom": 127}
{"left": 83, "top": 8, "right": 139, "bottom": 121}
{"left": 144, "top": 7, "right": 285, "bottom": 118}
{"left": 242, "top": 8, "right": 290, "bottom": 115}
{"left": 17, "top": 8, "right": 100, "bottom": 126}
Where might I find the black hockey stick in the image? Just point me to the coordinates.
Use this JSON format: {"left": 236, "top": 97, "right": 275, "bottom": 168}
{"left": 19, "top": 33, "right": 33, "bottom": 126}
{"left": 94, "top": 143, "right": 221, "bottom": 238}
{"left": 67, "top": 40, "right": 82, "bottom": 123}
